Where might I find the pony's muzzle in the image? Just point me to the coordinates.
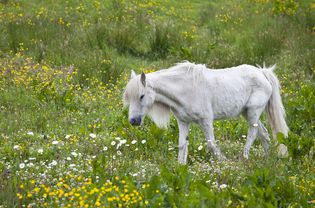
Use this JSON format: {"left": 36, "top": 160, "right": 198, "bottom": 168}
{"left": 130, "top": 117, "right": 142, "bottom": 126}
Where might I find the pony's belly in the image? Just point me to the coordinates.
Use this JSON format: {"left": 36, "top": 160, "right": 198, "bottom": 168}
{"left": 212, "top": 99, "right": 247, "bottom": 120}
{"left": 213, "top": 108, "right": 243, "bottom": 120}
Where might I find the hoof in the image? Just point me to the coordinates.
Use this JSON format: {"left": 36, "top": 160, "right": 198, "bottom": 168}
{"left": 277, "top": 143, "right": 288, "bottom": 158}
{"left": 217, "top": 154, "right": 227, "bottom": 161}
{"left": 178, "top": 159, "right": 187, "bottom": 165}
{"left": 236, "top": 154, "right": 244, "bottom": 161}
{"left": 239, "top": 153, "right": 249, "bottom": 160}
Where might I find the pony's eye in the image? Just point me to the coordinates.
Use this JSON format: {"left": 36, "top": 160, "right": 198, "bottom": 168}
{"left": 140, "top": 94, "right": 145, "bottom": 100}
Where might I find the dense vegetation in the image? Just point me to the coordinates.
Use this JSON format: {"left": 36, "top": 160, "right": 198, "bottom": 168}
{"left": 0, "top": 0, "right": 314, "bottom": 207}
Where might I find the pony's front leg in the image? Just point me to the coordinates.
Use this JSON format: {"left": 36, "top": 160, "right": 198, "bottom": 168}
{"left": 200, "top": 120, "right": 225, "bottom": 160}
{"left": 177, "top": 120, "right": 190, "bottom": 164}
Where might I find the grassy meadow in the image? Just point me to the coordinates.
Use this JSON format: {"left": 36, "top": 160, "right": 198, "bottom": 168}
{"left": 0, "top": 0, "right": 314, "bottom": 207}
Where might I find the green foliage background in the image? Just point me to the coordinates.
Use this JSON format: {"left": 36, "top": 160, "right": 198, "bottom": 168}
{"left": 0, "top": 0, "right": 314, "bottom": 207}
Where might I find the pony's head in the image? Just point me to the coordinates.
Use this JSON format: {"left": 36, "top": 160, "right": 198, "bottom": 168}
{"left": 123, "top": 71, "right": 156, "bottom": 126}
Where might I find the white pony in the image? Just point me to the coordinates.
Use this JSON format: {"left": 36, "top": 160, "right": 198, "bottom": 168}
{"left": 123, "top": 62, "right": 289, "bottom": 164}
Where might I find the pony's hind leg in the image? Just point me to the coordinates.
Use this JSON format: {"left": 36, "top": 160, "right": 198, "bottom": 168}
{"left": 257, "top": 121, "right": 270, "bottom": 156}
{"left": 177, "top": 120, "right": 190, "bottom": 164}
{"left": 199, "top": 119, "right": 225, "bottom": 160}
{"left": 243, "top": 107, "right": 266, "bottom": 159}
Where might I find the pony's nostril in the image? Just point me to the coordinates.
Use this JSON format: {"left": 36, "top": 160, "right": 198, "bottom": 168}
{"left": 136, "top": 117, "right": 141, "bottom": 124}
{"left": 130, "top": 117, "right": 141, "bottom": 126}
{"left": 130, "top": 118, "right": 136, "bottom": 125}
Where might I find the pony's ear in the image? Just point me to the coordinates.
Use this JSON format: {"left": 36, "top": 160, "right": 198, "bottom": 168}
{"left": 131, "top": 70, "right": 137, "bottom": 79}
{"left": 141, "top": 72, "right": 146, "bottom": 87}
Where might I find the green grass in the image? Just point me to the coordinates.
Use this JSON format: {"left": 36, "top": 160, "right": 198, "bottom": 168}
{"left": 0, "top": 0, "right": 314, "bottom": 207}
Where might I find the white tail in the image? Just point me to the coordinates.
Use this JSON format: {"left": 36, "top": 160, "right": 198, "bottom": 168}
{"left": 261, "top": 65, "right": 289, "bottom": 138}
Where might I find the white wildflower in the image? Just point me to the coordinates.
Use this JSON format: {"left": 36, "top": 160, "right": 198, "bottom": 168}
{"left": 65, "top": 135, "right": 71, "bottom": 139}
{"left": 117, "top": 151, "right": 122, "bottom": 156}
{"left": 19, "top": 163, "right": 25, "bottom": 169}
{"left": 141, "top": 140, "right": 146, "bottom": 144}
{"left": 27, "top": 162, "right": 34, "bottom": 167}
{"left": 71, "top": 152, "right": 78, "bottom": 157}
{"left": 219, "top": 184, "right": 227, "bottom": 189}
{"left": 198, "top": 145, "right": 203, "bottom": 151}
{"left": 13, "top": 145, "right": 20, "bottom": 150}
{"left": 51, "top": 160, "right": 57, "bottom": 166}
{"left": 52, "top": 140, "right": 59, "bottom": 145}
{"left": 37, "top": 148, "right": 44, "bottom": 154}
{"left": 89, "top": 133, "right": 96, "bottom": 139}
{"left": 117, "top": 139, "right": 127, "bottom": 149}
{"left": 27, "top": 131, "right": 34, "bottom": 136}
{"left": 111, "top": 141, "right": 116, "bottom": 146}
{"left": 66, "top": 157, "right": 71, "bottom": 161}
{"left": 131, "top": 140, "right": 137, "bottom": 144}
{"left": 103, "top": 146, "right": 108, "bottom": 151}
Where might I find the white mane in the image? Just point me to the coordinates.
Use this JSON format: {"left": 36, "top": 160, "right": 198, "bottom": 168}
{"left": 123, "top": 76, "right": 145, "bottom": 106}
{"left": 163, "top": 61, "right": 208, "bottom": 86}
{"left": 145, "top": 62, "right": 209, "bottom": 127}
{"left": 148, "top": 102, "right": 170, "bottom": 128}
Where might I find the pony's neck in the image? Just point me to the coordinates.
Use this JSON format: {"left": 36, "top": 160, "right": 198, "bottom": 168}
{"left": 148, "top": 72, "right": 185, "bottom": 109}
